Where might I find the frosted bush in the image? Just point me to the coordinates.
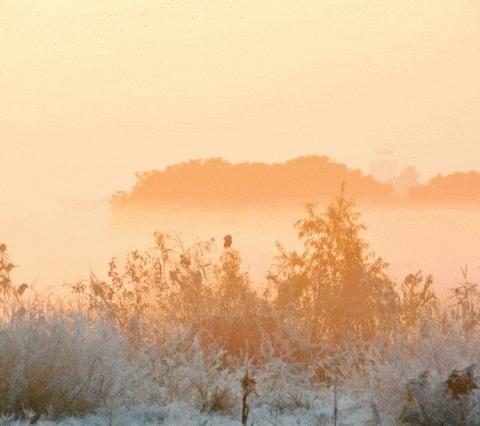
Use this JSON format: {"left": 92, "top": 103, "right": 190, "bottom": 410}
{"left": 354, "top": 318, "right": 480, "bottom": 424}
{"left": 144, "top": 336, "right": 241, "bottom": 415}
{"left": 0, "top": 311, "right": 135, "bottom": 420}
{"left": 254, "top": 358, "right": 318, "bottom": 414}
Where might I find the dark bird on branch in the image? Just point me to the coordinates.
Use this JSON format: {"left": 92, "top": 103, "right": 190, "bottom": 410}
{"left": 224, "top": 234, "right": 232, "bottom": 249}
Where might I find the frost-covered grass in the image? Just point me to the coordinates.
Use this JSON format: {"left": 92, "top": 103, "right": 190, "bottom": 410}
{"left": 4, "top": 310, "right": 480, "bottom": 425}
{"left": 0, "top": 311, "right": 138, "bottom": 420}
{"left": 1, "top": 281, "right": 480, "bottom": 425}
{"left": 0, "top": 309, "right": 375, "bottom": 425}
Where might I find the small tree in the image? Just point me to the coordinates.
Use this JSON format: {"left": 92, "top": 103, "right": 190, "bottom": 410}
{"left": 268, "top": 186, "right": 395, "bottom": 343}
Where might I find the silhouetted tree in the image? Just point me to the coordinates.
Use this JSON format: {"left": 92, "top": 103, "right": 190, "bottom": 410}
{"left": 268, "top": 186, "right": 396, "bottom": 343}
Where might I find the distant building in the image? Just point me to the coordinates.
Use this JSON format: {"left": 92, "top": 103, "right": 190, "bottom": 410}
{"left": 393, "top": 166, "right": 420, "bottom": 196}
{"left": 369, "top": 150, "right": 397, "bottom": 182}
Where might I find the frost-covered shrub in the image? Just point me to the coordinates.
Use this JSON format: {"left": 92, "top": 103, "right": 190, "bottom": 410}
{"left": 355, "top": 318, "right": 480, "bottom": 424}
{"left": 254, "top": 358, "right": 319, "bottom": 415}
{"left": 143, "top": 336, "right": 241, "bottom": 415}
{"left": 0, "top": 311, "right": 134, "bottom": 420}
{"left": 397, "top": 365, "right": 480, "bottom": 426}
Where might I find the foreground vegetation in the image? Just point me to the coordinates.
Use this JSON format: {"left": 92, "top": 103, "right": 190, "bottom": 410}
{"left": 2, "top": 190, "right": 480, "bottom": 425}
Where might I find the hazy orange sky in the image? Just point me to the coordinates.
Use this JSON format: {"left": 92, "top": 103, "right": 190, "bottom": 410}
{"left": 1, "top": 0, "right": 480, "bottom": 201}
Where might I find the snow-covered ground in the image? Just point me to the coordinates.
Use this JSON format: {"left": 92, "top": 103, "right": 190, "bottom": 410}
{"left": 0, "top": 395, "right": 375, "bottom": 426}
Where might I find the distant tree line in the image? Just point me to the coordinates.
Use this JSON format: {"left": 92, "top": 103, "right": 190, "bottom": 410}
{"left": 110, "top": 156, "right": 480, "bottom": 210}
